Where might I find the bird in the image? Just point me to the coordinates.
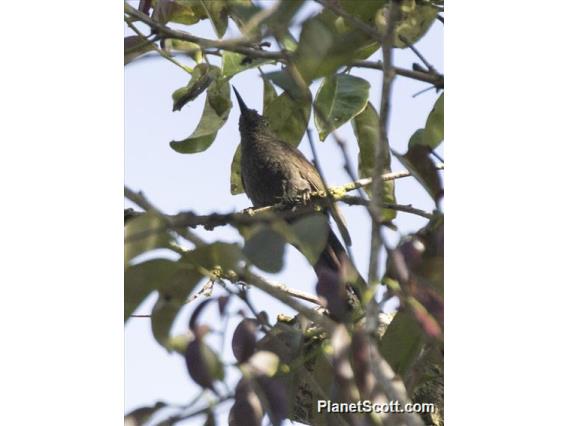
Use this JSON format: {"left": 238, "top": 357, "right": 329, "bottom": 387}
{"left": 232, "top": 86, "right": 367, "bottom": 305}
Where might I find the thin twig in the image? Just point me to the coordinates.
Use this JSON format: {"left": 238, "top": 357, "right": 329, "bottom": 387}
{"left": 399, "top": 34, "right": 438, "bottom": 74}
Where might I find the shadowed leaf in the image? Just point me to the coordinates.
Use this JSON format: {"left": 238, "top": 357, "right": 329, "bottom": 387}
{"left": 393, "top": 145, "right": 443, "bottom": 202}
{"left": 182, "top": 242, "right": 243, "bottom": 272}
{"left": 124, "top": 35, "right": 154, "bottom": 65}
{"left": 380, "top": 309, "right": 424, "bottom": 376}
{"left": 288, "top": 214, "right": 329, "bottom": 265}
{"left": 243, "top": 228, "right": 286, "bottom": 273}
{"left": 150, "top": 266, "right": 203, "bottom": 349}
{"left": 315, "top": 74, "right": 370, "bottom": 141}
{"left": 125, "top": 401, "right": 167, "bottom": 426}
{"left": 376, "top": 1, "right": 438, "bottom": 47}
{"left": 229, "top": 378, "right": 264, "bottom": 426}
{"left": 125, "top": 258, "right": 177, "bottom": 321}
{"left": 124, "top": 212, "right": 172, "bottom": 265}
{"left": 232, "top": 318, "right": 258, "bottom": 363}
{"left": 185, "top": 338, "right": 224, "bottom": 389}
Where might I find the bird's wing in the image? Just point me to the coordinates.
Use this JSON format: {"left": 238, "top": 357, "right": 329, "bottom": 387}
{"left": 278, "top": 141, "right": 352, "bottom": 247}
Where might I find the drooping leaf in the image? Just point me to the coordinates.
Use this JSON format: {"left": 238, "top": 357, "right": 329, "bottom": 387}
{"left": 393, "top": 145, "right": 443, "bottom": 202}
{"left": 124, "top": 258, "right": 178, "bottom": 321}
{"left": 171, "top": 63, "right": 215, "bottom": 112}
{"left": 170, "top": 67, "right": 232, "bottom": 153}
{"left": 125, "top": 401, "right": 167, "bottom": 426}
{"left": 200, "top": 0, "right": 229, "bottom": 37}
{"left": 222, "top": 51, "right": 272, "bottom": 79}
{"left": 262, "top": 70, "right": 306, "bottom": 100}
{"left": 351, "top": 102, "right": 396, "bottom": 220}
{"left": 375, "top": 0, "right": 438, "bottom": 48}
{"left": 422, "top": 93, "right": 444, "bottom": 148}
{"left": 232, "top": 318, "right": 258, "bottom": 363}
{"left": 150, "top": 265, "right": 203, "bottom": 349}
{"left": 124, "top": 35, "right": 154, "bottom": 65}
{"left": 124, "top": 211, "right": 172, "bottom": 265}
{"left": 185, "top": 338, "right": 224, "bottom": 389}
{"left": 243, "top": 228, "right": 286, "bottom": 273}
{"left": 380, "top": 309, "right": 424, "bottom": 376}
{"left": 315, "top": 74, "right": 370, "bottom": 141}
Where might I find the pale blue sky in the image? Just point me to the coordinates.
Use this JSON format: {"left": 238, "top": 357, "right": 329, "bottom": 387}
{"left": 125, "top": 4, "right": 443, "bottom": 424}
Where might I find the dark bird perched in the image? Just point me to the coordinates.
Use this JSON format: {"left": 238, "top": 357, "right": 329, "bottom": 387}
{"left": 233, "top": 87, "right": 366, "bottom": 302}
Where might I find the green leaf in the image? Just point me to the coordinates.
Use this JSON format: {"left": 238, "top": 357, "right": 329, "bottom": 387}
{"left": 293, "top": 12, "right": 377, "bottom": 82}
{"left": 172, "top": 63, "right": 215, "bottom": 112}
{"left": 351, "top": 102, "right": 396, "bottom": 221}
{"left": 288, "top": 214, "right": 329, "bottom": 265}
{"left": 200, "top": 0, "right": 229, "bottom": 37}
{"left": 124, "top": 212, "right": 172, "bottom": 265}
{"left": 340, "top": 0, "right": 386, "bottom": 23}
{"left": 230, "top": 144, "right": 244, "bottom": 195}
{"left": 221, "top": 51, "right": 272, "bottom": 79}
{"left": 152, "top": 0, "right": 208, "bottom": 25}
{"left": 422, "top": 93, "right": 444, "bottom": 148}
{"left": 393, "top": 145, "right": 443, "bottom": 202}
{"left": 125, "top": 258, "right": 178, "bottom": 321}
{"left": 263, "top": 79, "right": 278, "bottom": 112}
{"left": 124, "top": 35, "right": 153, "bottom": 65}
{"left": 264, "top": 86, "right": 311, "bottom": 147}
{"left": 150, "top": 265, "right": 203, "bottom": 349}
{"left": 170, "top": 67, "right": 232, "bottom": 153}
{"left": 376, "top": 0, "right": 438, "bottom": 48}
{"left": 243, "top": 228, "right": 286, "bottom": 273}
{"left": 182, "top": 242, "right": 243, "bottom": 272}
{"left": 315, "top": 74, "right": 370, "bottom": 141}
{"left": 380, "top": 310, "right": 425, "bottom": 376}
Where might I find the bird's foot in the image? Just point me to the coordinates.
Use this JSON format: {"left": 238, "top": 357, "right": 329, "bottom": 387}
{"left": 281, "top": 189, "right": 311, "bottom": 208}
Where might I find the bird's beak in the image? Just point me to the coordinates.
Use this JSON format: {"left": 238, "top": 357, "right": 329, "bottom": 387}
{"left": 232, "top": 86, "right": 249, "bottom": 113}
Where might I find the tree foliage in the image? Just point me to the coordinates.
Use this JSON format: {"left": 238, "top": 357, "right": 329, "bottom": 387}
{"left": 125, "top": 1, "right": 444, "bottom": 425}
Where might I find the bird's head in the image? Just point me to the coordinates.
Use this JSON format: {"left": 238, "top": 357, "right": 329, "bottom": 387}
{"left": 232, "top": 86, "right": 270, "bottom": 135}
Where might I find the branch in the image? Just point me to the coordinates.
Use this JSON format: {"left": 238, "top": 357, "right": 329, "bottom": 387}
{"left": 124, "top": 3, "right": 284, "bottom": 61}
{"left": 351, "top": 60, "right": 443, "bottom": 88}
{"left": 124, "top": 1, "right": 443, "bottom": 88}
{"left": 125, "top": 165, "right": 444, "bottom": 232}
{"left": 369, "top": 0, "right": 401, "bottom": 285}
